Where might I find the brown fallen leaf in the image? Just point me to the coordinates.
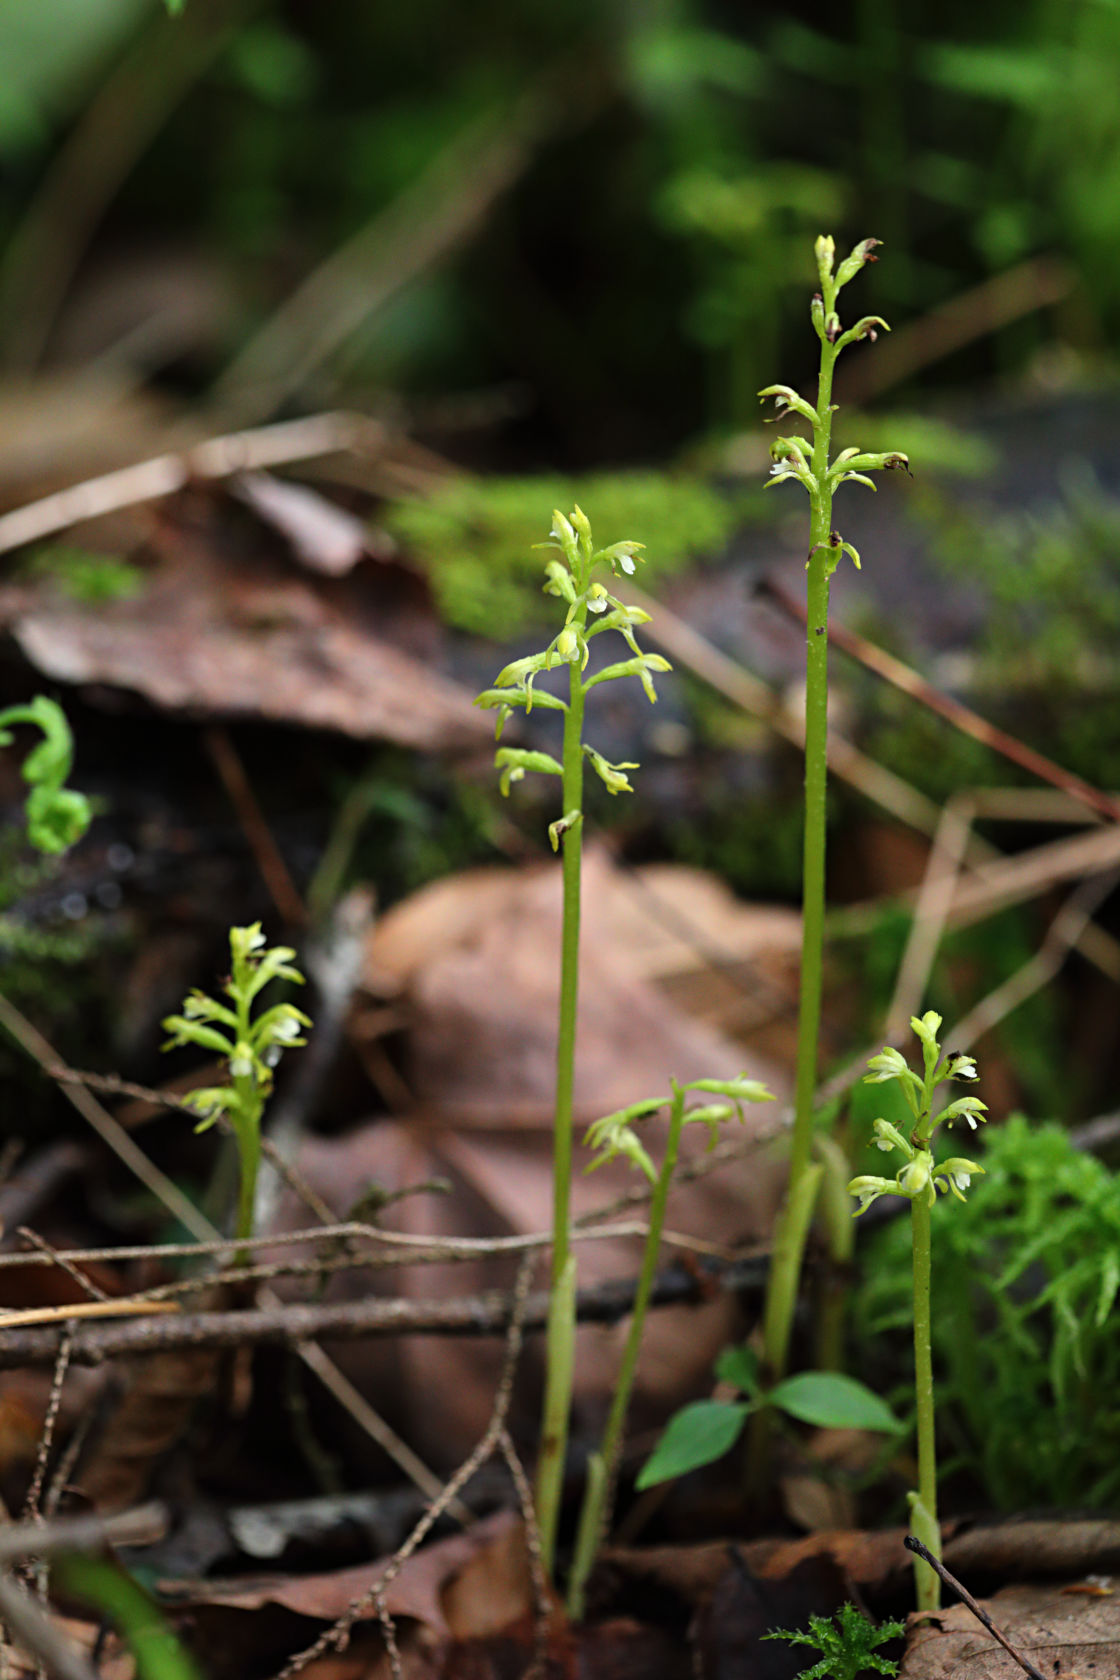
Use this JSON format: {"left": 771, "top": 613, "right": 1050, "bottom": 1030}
{"left": 900, "top": 1581, "right": 1120, "bottom": 1680}
{"left": 160, "top": 1508, "right": 528, "bottom": 1636}
{"left": 601, "top": 1527, "right": 916, "bottom": 1612}
{"left": 274, "top": 849, "right": 793, "bottom": 1467}
{"left": 363, "top": 847, "right": 794, "bottom": 1127}
{"left": 0, "top": 501, "right": 486, "bottom": 749}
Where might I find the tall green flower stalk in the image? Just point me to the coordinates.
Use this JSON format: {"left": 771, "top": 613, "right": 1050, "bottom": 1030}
{"left": 475, "top": 507, "right": 671, "bottom": 1577}
{"left": 848, "top": 1012, "right": 987, "bottom": 1610}
{"left": 567, "top": 1074, "right": 773, "bottom": 1618}
{"left": 757, "top": 237, "right": 910, "bottom": 1392}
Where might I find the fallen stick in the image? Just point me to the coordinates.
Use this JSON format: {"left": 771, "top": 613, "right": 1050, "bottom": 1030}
{"left": 0, "top": 1256, "right": 767, "bottom": 1372}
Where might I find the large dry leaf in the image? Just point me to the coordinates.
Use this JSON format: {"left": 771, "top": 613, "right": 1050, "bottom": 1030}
{"left": 0, "top": 510, "right": 487, "bottom": 749}
{"left": 274, "top": 850, "right": 793, "bottom": 1465}
{"left": 901, "top": 1582, "right": 1120, "bottom": 1680}
{"left": 160, "top": 1509, "right": 528, "bottom": 1637}
{"left": 364, "top": 847, "right": 796, "bottom": 1126}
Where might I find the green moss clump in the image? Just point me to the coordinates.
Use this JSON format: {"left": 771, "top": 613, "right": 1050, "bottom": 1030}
{"left": 856, "top": 1116, "right": 1120, "bottom": 1511}
{"left": 23, "top": 549, "right": 146, "bottom": 605}
{"left": 386, "top": 471, "right": 737, "bottom": 637}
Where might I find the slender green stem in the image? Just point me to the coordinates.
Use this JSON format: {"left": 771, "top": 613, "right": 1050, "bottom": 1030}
{"left": 232, "top": 1104, "right": 261, "bottom": 1252}
{"left": 567, "top": 1085, "right": 686, "bottom": 1618}
{"left": 230, "top": 976, "right": 263, "bottom": 1262}
{"left": 757, "top": 335, "right": 840, "bottom": 1398}
{"left": 790, "top": 338, "right": 837, "bottom": 1193}
{"left": 813, "top": 1132, "right": 856, "bottom": 1370}
{"left": 747, "top": 1157, "right": 823, "bottom": 1487}
{"left": 536, "top": 648, "right": 587, "bottom": 1576}
{"left": 910, "top": 1192, "right": 940, "bottom": 1610}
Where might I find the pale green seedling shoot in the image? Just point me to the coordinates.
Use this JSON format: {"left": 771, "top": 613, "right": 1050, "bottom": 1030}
{"left": 566, "top": 1073, "right": 774, "bottom": 1618}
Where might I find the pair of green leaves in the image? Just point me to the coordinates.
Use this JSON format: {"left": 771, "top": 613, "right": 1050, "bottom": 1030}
{"left": 637, "top": 1344, "right": 903, "bottom": 1490}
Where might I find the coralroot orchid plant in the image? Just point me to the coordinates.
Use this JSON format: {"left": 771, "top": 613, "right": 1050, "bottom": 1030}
{"left": 756, "top": 236, "right": 911, "bottom": 1399}
{"left": 162, "top": 924, "right": 311, "bottom": 1254}
{"left": 475, "top": 506, "right": 675, "bottom": 1574}
{"left": 849, "top": 1011, "right": 986, "bottom": 1610}
{"left": 566, "top": 1074, "right": 774, "bottom": 1617}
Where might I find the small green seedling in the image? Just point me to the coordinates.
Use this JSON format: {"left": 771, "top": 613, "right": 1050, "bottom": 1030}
{"left": 566, "top": 1074, "right": 774, "bottom": 1618}
{"left": 756, "top": 237, "right": 911, "bottom": 1407}
{"left": 764, "top": 1602, "right": 905, "bottom": 1680}
{"left": 848, "top": 1012, "right": 986, "bottom": 1610}
{"left": 162, "top": 923, "right": 311, "bottom": 1251}
{"left": 637, "top": 1340, "right": 903, "bottom": 1491}
{"left": 0, "top": 696, "right": 91, "bottom": 854}
{"left": 475, "top": 505, "right": 671, "bottom": 1577}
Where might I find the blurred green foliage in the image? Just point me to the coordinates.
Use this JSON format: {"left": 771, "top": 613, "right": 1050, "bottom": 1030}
{"left": 386, "top": 471, "right": 737, "bottom": 637}
{"left": 1, "top": 2, "right": 1119, "bottom": 446}
{"left": 23, "top": 548, "right": 146, "bottom": 603}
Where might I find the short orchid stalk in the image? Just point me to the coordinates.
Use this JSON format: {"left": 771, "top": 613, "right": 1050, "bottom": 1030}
{"left": 162, "top": 924, "right": 311, "bottom": 1258}
{"left": 849, "top": 1012, "right": 986, "bottom": 1610}
{"left": 475, "top": 507, "right": 671, "bottom": 1579}
{"left": 567, "top": 1074, "right": 773, "bottom": 1618}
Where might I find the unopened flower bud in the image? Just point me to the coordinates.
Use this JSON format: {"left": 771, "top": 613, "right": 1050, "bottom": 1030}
{"left": 835, "top": 237, "right": 882, "bottom": 290}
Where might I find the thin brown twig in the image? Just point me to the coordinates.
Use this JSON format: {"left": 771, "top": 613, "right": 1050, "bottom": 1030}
{"left": 0, "top": 411, "right": 383, "bottom": 557}
{"left": 17, "top": 1230, "right": 109, "bottom": 1305}
{"left": 204, "top": 725, "right": 307, "bottom": 928}
{"left": 836, "top": 254, "right": 1075, "bottom": 405}
{"left": 271, "top": 1252, "right": 537, "bottom": 1680}
{"left": 0, "top": 1301, "right": 178, "bottom": 1330}
{"left": 8, "top": 1013, "right": 454, "bottom": 1507}
{"left": 498, "top": 1427, "right": 550, "bottom": 1680}
{"left": 903, "top": 1536, "right": 1048, "bottom": 1680}
{"left": 21, "top": 1329, "right": 73, "bottom": 1523}
{"left": 0, "top": 1258, "right": 753, "bottom": 1373}
{"left": 0, "top": 993, "right": 214, "bottom": 1242}
{"left": 0, "top": 1216, "right": 699, "bottom": 1277}
{"left": 0, "top": 1507, "right": 165, "bottom": 1566}
{"left": 950, "top": 867, "right": 1120, "bottom": 1050}
{"left": 627, "top": 583, "right": 952, "bottom": 845}
{"left": 759, "top": 573, "right": 1120, "bottom": 825}
{"left": 0, "top": 1572, "right": 98, "bottom": 1680}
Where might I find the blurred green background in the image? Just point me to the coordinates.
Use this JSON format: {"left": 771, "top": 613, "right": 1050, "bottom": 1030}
{"left": 0, "top": 0, "right": 1111, "bottom": 460}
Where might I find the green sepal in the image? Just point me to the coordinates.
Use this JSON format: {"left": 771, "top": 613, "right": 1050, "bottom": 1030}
{"left": 548, "top": 809, "right": 583, "bottom": 852}
{"left": 683, "top": 1075, "right": 774, "bottom": 1105}
{"left": 494, "top": 746, "right": 562, "bottom": 795}
{"left": 161, "top": 1018, "right": 237, "bottom": 1058}
{"left": 583, "top": 743, "right": 639, "bottom": 795}
{"left": 681, "top": 1101, "right": 735, "bottom": 1147}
